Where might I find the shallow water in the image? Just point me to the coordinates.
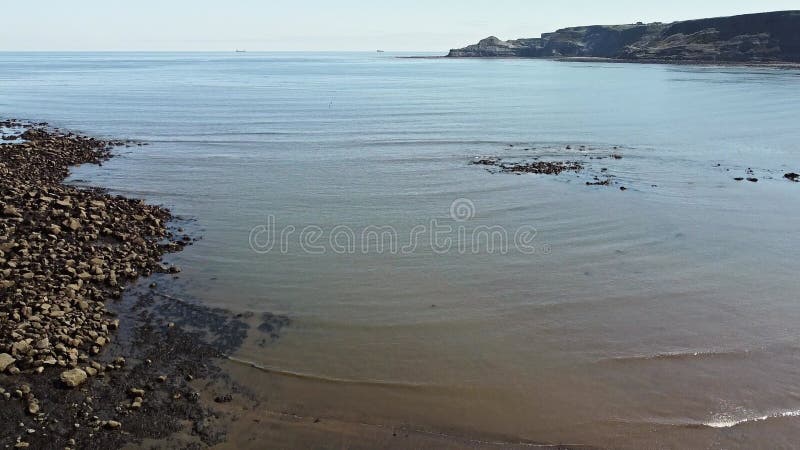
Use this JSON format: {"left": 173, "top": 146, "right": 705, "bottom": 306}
{"left": 2, "top": 52, "right": 800, "bottom": 448}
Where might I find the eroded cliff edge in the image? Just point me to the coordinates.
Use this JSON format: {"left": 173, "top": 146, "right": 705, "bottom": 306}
{"left": 447, "top": 11, "right": 800, "bottom": 63}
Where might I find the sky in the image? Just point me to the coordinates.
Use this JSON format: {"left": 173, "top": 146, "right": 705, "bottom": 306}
{"left": 1, "top": 1, "right": 798, "bottom": 51}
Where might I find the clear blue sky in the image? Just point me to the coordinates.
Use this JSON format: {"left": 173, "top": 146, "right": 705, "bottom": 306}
{"left": 1, "top": 0, "right": 797, "bottom": 51}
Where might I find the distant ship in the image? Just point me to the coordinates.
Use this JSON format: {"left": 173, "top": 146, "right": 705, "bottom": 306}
{"left": 235, "top": 49, "right": 246, "bottom": 53}
{"left": 376, "top": 50, "right": 385, "bottom": 53}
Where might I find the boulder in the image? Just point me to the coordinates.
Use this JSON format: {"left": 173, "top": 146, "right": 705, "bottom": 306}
{"left": 60, "top": 368, "right": 88, "bottom": 388}
{"left": 0, "top": 353, "right": 15, "bottom": 372}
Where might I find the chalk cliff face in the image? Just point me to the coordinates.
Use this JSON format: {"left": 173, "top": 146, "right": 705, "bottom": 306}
{"left": 448, "top": 11, "right": 800, "bottom": 62}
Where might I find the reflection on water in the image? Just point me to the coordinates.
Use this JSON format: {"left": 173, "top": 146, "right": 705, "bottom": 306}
{"left": 2, "top": 52, "right": 800, "bottom": 448}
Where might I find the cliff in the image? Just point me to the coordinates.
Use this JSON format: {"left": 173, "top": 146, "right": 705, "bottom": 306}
{"left": 447, "top": 11, "right": 800, "bottom": 63}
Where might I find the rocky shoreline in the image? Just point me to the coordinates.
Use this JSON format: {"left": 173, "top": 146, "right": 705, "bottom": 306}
{"left": 447, "top": 11, "right": 800, "bottom": 64}
{"left": 0, "top": 120, "right": 185, "bottom": 378}
{"left": 0, "top": 120, "right": 253, "bottom": 449}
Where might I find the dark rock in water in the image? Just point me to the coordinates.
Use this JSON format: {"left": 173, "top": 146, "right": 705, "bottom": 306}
{"left": 785, "top": 172, "right": 799, "bottom": 182}
{"left": 586, "top": 178, "right": 612, "bottom": 186}
{"left": 500, "top": 160, "right": 583, "bottom": 175}
{"left": 747, "top": 177, "right": 759, "bottom": 182}
{"left": 448, "top": 11, "right": 800, "bottom": 63}
{"left": 471, "top": 157, "right": 501, "bottom": 166}
{"left": 734, "top": 177, "right": 745, "bottom": 181}
{"left": 471, "top": 156, "right": 582, "bottom": 176}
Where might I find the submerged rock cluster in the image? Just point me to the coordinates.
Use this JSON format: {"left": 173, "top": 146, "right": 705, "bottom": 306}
{"left": 0, "top": 121, "right": 181, "bottom": 381}
{"left": 472, "top": 157, "right": 583, "bottom": 175}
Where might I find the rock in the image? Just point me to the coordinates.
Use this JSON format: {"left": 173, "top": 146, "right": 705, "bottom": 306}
{"left": 67, "top": 218, "right": 81, "bottom": 231}
{"left": 448, "top": 11, "right": 800, "bottom": 63}
{"left": 0, "top": 353, "right": 15, "bottom": 372}
{"left": 492, "top": 160, "right": 583, "bottom": 175}
{"left": 785, "top": 172, "right": 799, "bottom": 182}
{"left": 77, "top": 271, "right": 92, "bottom": 280}
{"left": 3, "top": 205, "right": 21, "bottom": 217}
{"left": 747, "top": 177, "right": 759, "bottom": 183}
{"left": 60, "top": 368, "right": 88, "bottom": 388}
{"left": 105, "top": 420, "right": 121, "bottom": 429}
{"left": 129, "top": 388, "right": 145, "bottom": 397}
{"left": 11, "top": 340, "right": 31, "bottom": 357}
{"left": 214, "top": 394, "right": 233, "bottom": 403}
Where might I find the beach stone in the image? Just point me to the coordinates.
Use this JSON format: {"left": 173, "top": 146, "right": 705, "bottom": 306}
{"left": 129, "top": 388, "right": 145, "bottom": 397}
{"left": 3, "top": 205, "right": 21, "bottom": 217}
{"left": 11, "top": 340, "right": 31, "bottom": 357}
{"left": 60, "top": 368, "right": 88, "bottom": 388}
{"left": 105, "top": 420, "right": 121, "bottom": 429}
{"left": 0, "top": 353, "right": 15, "bottom": 372}
{"left": 67, "top": 218, "right": 81, "bottom": 231}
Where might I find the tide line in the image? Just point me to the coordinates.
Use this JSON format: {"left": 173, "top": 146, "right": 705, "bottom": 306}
{"left": 225, "top": 355, "right": 434, "bottom": 390}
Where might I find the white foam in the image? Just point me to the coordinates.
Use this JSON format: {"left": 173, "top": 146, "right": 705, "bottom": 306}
{"left": 705, "top": 410, "right": 800, "bottom": 428}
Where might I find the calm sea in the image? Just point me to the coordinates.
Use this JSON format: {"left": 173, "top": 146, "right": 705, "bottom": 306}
{"left": 2, "top": 52, "right": 800, "bottom": 448}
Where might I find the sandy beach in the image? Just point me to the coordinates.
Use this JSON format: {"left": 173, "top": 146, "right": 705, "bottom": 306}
{"left": 2, "top": 48, "right": 800, "bottom": 449}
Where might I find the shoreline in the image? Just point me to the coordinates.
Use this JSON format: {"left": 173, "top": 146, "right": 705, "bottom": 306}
{"left": 400, "top": 55, "right": 800, "bottom": 69}
{"left": 0, "top": 119, "right": 251, "bottom": 448}
{"left": 0, "top": 120, "right": 600, "bottom": 450}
